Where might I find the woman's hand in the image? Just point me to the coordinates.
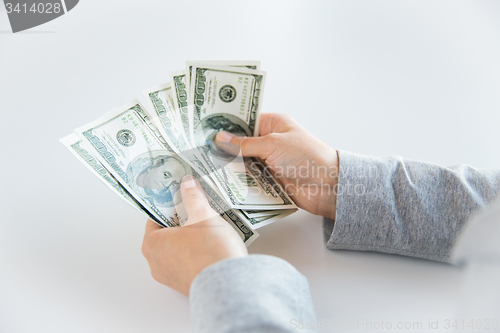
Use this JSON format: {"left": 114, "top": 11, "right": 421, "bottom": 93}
{"left": 142, "top": 175, "right": 248, "bottom": 296}
{"left": 216, "top": 113, "right": 339, "bottom": 220}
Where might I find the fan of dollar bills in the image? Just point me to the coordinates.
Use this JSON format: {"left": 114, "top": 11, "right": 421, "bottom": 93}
{"left": 60, "top": 61, "right": 297, "bottom": 245}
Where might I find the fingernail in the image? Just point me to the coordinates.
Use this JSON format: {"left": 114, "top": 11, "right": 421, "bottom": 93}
{"left": 182, "top": 175, "right": 197, "bottom": 188}
{"left": 216, "top": 131, "right": 234, "bottom": 143}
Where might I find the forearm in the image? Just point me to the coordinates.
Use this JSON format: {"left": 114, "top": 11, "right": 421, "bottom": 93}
{"left": 324, "top": 150, "right": 500, "bottom": 262}
{"left": 190, "top": 255, "right": 317, "bottom": 333}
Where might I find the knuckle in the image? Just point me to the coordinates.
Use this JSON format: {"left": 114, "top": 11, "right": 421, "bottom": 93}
{"left": 150, "top": 268, "right": 162, "bottom": 283}
{"left": 277, "top": 113, "right": 289, "bottom": 120}
{"left": 275, "top": 113, "right": 292, "bottom": 123}
{"left": 276, "top": 113, "right": 297, "bottom": 129}
{"left": 259, "top": 134, "right": 281, "bottom": 160}
{"left": 194, "top": 201, "right": 214, "bottom": 216}
{"left": 184, "top": 186, "right": 204, "bottom": 200}
{"left": 184, "top": 189, "right": 212, "bottom": 212}
{"left": 238, "top": 136, "right": 249, "bottom": 151}
{"left": 190, "top": 209, "right": 214, "bottom": 223}
{"left": 141, "top": 241, "right": 150, "bottom": 259}
{"left": 266, "top": 132, "right": 282, "bottom": 143}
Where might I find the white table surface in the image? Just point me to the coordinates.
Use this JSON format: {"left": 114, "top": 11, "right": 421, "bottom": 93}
{"left": 1, "top": 1, "right": 499, "bottom": 332}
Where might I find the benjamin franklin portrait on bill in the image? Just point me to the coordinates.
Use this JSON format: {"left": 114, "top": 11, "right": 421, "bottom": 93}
{"left": 126, "top": 150, "right": 191, "bottom": 208}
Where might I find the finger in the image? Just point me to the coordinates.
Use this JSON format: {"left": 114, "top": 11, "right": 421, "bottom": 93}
{"left": 216, "top": 131, "right": 270, "bottom": 158}
{"left": 145, "top": 219, "right": 162, "bottom": 235}
{"left": 259, "top": 113, "right": 298, "bottom": 136}
{"left": 180, "top": 175, "right": 217, "bottom": 225}
{"left": 259, "top": 113, "right": 280, "bottom": 136}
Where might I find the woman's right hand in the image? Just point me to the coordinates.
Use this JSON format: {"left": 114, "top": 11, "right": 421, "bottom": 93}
{"left": 216, "top": 113, "right": 339, "bottom": 220}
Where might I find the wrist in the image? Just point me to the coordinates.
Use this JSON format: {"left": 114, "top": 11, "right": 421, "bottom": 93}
{"left": 318, "top": 149, "right": 339, "bottom": 220}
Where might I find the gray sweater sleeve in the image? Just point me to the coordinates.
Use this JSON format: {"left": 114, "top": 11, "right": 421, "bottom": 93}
{"left": 324, "top": 150, "right": 500, "bottom": 262}
{"left": 190, "top": 255, "right": 317, "bottom": 333}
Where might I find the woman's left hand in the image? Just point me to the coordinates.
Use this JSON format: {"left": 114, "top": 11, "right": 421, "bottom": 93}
{"left": 141, "top": 175, "right": 248, "bottom": 296}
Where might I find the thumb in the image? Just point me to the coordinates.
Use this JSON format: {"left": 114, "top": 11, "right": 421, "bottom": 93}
{"left": 215, "top": 131, "right": 268, "bottom": 158}
{"left": 180, "top": 175, "right": 218, "bottom": 225}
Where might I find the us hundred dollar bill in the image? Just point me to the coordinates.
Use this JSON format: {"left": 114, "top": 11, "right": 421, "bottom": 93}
{"left": 242, "top": 210, "right": 296, "bottom": 229}
{"left": 60, "top": 133, "right": 154, "bottom": 219}
{"left": 172, "top": 62, "right": 260, "bottom": 151}
{"left": 188, "top": 65, "right": 265, "bottom": 146}
{"left": 142, "top": 83, "right": 184, "bottom": 150}
{"left": 243, "top": 209, "right": 298, "bottom": 219}
{"left": 185, "top": 60, "right": 261, "bottom": 94}
{"left": 73, "top": 100, "right": 258, "bottom": 243}
{"left": 144, "top": 81, "right": 209, "bottom": 177}
{"left": 188, "top": 65, "right": 296, "bottom": 210}
{"left": 75, "top": 100, "right": 188, "bottom": 227}
{"left": 143, "top": 82, "right": 193, "bottom": 156}
{"left": 241, "top": 209, "right": 297, "bottom": 229}
{"left": 170, "top": 71, "right": 193, "bottom": 148}
{"left": 144, "top": 82, "right": 278, "bottom": 220}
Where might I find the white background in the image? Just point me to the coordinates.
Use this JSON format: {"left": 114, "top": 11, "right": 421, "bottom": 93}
{"left": 1, "top": 1, "right": 499, "bottom": 332}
